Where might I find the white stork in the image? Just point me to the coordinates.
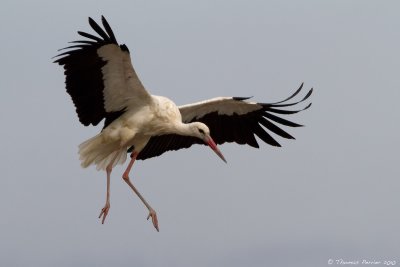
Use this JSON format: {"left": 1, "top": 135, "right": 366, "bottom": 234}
{"left": 54, "top": 16, "right": 312, "bottom": 232}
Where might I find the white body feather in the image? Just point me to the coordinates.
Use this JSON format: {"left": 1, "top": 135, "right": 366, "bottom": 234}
{"left": 79, "top": 95, "right": 183, "bottom": 170}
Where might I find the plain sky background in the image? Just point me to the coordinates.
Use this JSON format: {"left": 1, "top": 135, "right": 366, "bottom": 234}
{"left": 1, "top": 1, "right": 399, "bottom": 266}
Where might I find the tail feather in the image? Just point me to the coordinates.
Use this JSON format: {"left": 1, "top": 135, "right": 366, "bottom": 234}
{"left": 79, "top": 134, "right": 127, "bottom": 171}
{"left": 96, "top": 149, "right": 127, "bottom": 171}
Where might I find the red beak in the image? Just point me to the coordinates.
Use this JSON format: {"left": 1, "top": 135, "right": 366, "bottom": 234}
{"left": 205, "top": 136, "right": 227, "bottom": 163}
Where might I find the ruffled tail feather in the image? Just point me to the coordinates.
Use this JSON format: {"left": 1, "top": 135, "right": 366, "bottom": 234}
{"left": 78, "top": 134, "right": 127, "bottom": 171}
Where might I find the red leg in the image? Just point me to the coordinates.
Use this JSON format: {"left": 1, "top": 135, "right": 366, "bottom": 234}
{"left": 98, "top": 165, "right": 111, "bottom": 224}
{"left": 123, "top": 152, "right": 159, "bottom": 232}
{"left": 98, "top": 151, "right": 119, "bottom": 224}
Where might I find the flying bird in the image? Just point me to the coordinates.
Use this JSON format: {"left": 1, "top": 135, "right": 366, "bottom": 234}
{"left": 54, "top": 16, "right": 312, "bottom": 232}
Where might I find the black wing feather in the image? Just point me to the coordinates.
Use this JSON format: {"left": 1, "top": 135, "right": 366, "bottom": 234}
{"left": 88, "top": 17, "right": 110, "bottom": 41}
{"left": 54, "top": 16, "right": 127, "bottom": 127}
{"left": 270, "top": 82, "right": 303, "bottom": 104}
{"left": 137, "top": 135, "right": 201, "bottom": 160}
{"left": 266, "top": 88, "right": 313, "bottom": 108}
{"left": 263, "top": 112, "right": 303, "bottom": 127}
{"left": 258, "top": 117, "right": 295, "bottom": 139}
{"left": 77, "top": 31, "right": 104, "bottom": 42}
{"left": 137, "top": 84, "right": 312, "bottom": 160}
{"left": 253, "top": 123, "right": 281, "bottom": 147}
{"left": 101, "top": 16, "right": 118, "bottom": 43}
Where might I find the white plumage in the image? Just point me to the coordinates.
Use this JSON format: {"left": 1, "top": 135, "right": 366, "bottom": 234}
{"left": 55, "top": 16, "right": 312, "bottom": 232}
{"left": 79, "top": 95, "right": 185, "bottom": 171}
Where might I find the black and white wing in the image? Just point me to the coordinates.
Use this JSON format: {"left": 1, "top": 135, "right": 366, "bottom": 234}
{"left": 54, "top": 16, "right": 151, "bottom": 127}
{"left": 137, "top": 83, "right": 312, "bottom": 160}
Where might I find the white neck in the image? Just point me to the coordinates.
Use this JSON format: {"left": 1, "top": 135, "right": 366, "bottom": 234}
{"left": 173, "top": 122, "right": 197, "bottom": 137}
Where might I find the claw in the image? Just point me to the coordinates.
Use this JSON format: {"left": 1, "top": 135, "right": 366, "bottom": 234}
{"left": 98, "top": 202, "right": 110, "bottom": 224}
{"left": 147, "top": 209, "right": 159, "bottom": 232}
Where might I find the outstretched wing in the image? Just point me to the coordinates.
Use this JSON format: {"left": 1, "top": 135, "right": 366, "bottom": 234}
{"left": 137, "top": 83, "right": 312, "bottom": 160}
{"left": 54, "top": 16, "right": 151, "bottom": 127}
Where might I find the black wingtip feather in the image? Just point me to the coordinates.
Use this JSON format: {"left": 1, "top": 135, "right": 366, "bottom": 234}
{"left": 233, "top": 96, "right": 253, "bottom": 101}
{"left": 263, "top": 112, "right": 303, "bottom": 127}
{"left": 253, "top": 124, "right": 281, "bottom": 147}
{"left": 68, "top": 40, "right": 98, "bottom": 45}
{"left": 258, "top": 117, "right": 295, "bottom": 140}
{"left": 303, "top": 88, "right": 313, "bottom": 101}
{"left": 88, "top": 17, "right": 110, "bottom": 41}
{"left": 270, "top": 83, "right": 304, "bottom": 105}
{"left": 264, "top": 85, "right": 313, "bottom": 109}
{"left": 303, "top": 102, "right": 312, "bottom": 110}
{"left": 77, "top": 31, "right": 104, "bottom": 42}
{"left": 101, "top": 16, "right": 118, "bottom": 44}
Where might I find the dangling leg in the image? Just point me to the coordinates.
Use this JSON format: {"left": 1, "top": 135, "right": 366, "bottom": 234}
{"left": 123, "top": 151, "right": 159, "bottom": 232}
{"left": 98, "top": 151, "right": 119, "bottom": 224}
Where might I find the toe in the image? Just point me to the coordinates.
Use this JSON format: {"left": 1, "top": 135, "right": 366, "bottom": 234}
{"left": 99, "top": 205, "right": 110, "bottom": 224}
{"left": 146, "top": 210, "right": 159, "bottom": 232}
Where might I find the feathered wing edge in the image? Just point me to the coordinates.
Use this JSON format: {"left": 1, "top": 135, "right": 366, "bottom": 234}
{"left": 54, "top": 16, "right": 129, "bottom": 127}
{"left": 54, "top": 16, "right": 120, "bottom": 60}
{"left": 136, "top": 83, "right": 312, "bottom": 160}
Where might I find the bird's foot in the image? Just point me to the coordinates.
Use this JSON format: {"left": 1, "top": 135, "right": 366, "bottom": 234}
{"left": 147, "top": 208, "right": 159, "bottom": 232}
{"left": 98, "top": 201, "right": 110, "bottom": 224}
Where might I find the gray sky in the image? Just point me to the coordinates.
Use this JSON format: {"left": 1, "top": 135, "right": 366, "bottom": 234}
{"left": 1, "top": 1, "right": 399, "bottom": 266}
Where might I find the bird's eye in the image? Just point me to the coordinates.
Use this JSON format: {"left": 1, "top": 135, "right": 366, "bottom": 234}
{"left": 199, "top": 129, "right": 205, "bottom": 134}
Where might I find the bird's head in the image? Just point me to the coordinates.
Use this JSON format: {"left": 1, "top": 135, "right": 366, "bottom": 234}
{"left": 190, "top": 122, "right": 227, "bottom": 163}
